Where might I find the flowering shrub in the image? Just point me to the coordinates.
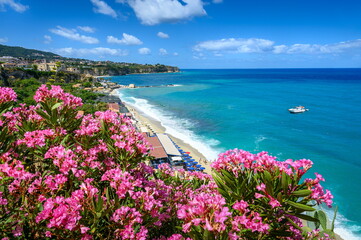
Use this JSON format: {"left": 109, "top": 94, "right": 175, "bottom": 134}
{"left": 0, "top": 85, "right": 336, "bottom": 239}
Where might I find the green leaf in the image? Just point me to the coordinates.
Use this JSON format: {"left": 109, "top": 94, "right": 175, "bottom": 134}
{"left": 291, "top": 189, "right": 312, "bottom": 197}
{"left": 96, "top": 193, "right": 103, "bottom": 212}
{"left": 295, "top": 213, "right": 320, "bottom": 223}
{"left": 302, "top": 226, "right": 313, "bottom": 233}
{"left": 263, "top": 170, "right": 272, "bottom": 183}
{"left": 286, "top": 200, "right": 316, "bottom": 212}
{"left": 316, "top": 210, "right": 328, "bottom": 230}
{"left": 281, "top": 171, "right": 289, "bottom": 192}
{"left": 314, "top": 211, "right": 321, "bottom": 229}
{"left": 51, "top": 102, "right": 62, "bottom": 110}
{"left": 331, "top": 206, "right": 338, "bottom": 231}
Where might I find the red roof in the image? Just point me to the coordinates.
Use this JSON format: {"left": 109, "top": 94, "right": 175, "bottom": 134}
{"left": 144, "top": 135, "right": 168, "bottom": 159}
{"left": 108, "top": 103, "right": 120, "bottom": 112}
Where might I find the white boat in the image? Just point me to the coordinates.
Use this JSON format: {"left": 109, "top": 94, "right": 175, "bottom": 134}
{"left": 288, "top": 106, "right": 309, "bottom": 114}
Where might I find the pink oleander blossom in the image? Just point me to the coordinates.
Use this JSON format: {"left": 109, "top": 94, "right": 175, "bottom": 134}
{"left": 44, "top": 174, "right": 68, "bottom": 191}
{"left": 44, "top": 145, "right": 77, "bottom": 175}
{"left": 0, "top": 191, "right": 8, "bottom": 205}
{"left": 36, "top": 196, "right": 82, "bottom": 231}
{"left": 0, "top": 87, "right": 17, "bottom": 103}
{"left": 177, "top": 192, "right": 232, "bottom": 233}
{"left": 232, "top": 200, "right": 249, "bottom": 213}
{"left": 34, "top": 84, "right": 82, "bottom": 109}
{"left": 17, "top": 129, "right": 55, "bottom": 148}
{"left": 111, "top": 206, "right": 146, "bottom": 239}
{"left": 231, "top": 211, "right": 270, "bottom": 234}
{"left": 75, "top": 115, "right": 100, "bottom": 136}
{"left": 101, "top": 168, "right": 142, "bottom": 198}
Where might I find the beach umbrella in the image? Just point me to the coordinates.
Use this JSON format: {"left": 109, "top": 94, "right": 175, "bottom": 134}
{"left": 188, "top": 167, "right": 195, "bottom": 171}
{"left": 200, "top": 167, "right": 205, "bottom": 171}
{"left": 185, "top": 152, "right": 191, "bottom": 154}
{"left": 196, "top": 164, "right": 202, "bottom": 168}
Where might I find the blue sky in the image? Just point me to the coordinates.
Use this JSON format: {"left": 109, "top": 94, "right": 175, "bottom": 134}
{"left": 0, "top": 0, "right": 361, "bottom": 68}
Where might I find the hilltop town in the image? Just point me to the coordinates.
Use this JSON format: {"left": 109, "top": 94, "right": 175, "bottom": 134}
{"left": 0, "top": 44, "right": 179, "bottom": 76}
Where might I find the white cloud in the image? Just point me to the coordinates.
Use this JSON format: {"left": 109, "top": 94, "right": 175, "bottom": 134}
{"left": 117, "top": 0, "right": 206, "bottom": 25}
{"left": 107, "top": 33, "right": 143, "bottom": 45}
{"left": 159, "top": 48, "right": 168, "bottom": 55}
{"left": 54, "top": 47, "right": 128, "bottom": 57}
{"left": 138, "top": 47, "right": 151, "bottom": 55}
{"left": 0, "top": 0, "right": 28, "bottom": 12}
{"left": 50, "top": 26, "right": 99, "bottom": 44}
{"left": 90, "top": 0, "right": 117, "bottom": 18}
{"left": 44, "top": 35, "right": 52, "bottom": 44}
{"left": 213, "top": 0, "right": 223, "bottom": 3}
{"left": 194, "top": 38, "right": 361, "bottom": 55}
{"left": 157, "top": 32, "right": 169, "bottom": 39}
{"left": 0, "top": 37, "right": 8, "bottom": 43}
{"left": 275, "top": 39, "right": 361, "bottom": 54}
{"left": 173, "top": 52, "right": 179, "bottom": 56}
{"left": 77, "top": 26, "right": 96, "bottom": 33}
{"left": 194, "top": 38, "right": 274, "bottom": 53}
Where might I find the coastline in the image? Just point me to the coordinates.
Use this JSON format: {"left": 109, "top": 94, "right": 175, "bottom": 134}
{"left": 124, "top": 100, "right": 344, "bottom": 239}
{"left": 123, "top": 101, "right": 213, "bottom": 174}
{"left": 105, "top": 74, "right": 350, "bottom": 239}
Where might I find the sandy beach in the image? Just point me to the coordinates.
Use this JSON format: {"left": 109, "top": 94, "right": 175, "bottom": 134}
{"left": 123, "top": 102, "right": 213, "bottom": 174}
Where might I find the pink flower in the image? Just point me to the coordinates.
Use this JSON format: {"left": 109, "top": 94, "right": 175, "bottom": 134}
{"left": 34, "top": 85, "right": 82, "bottom": 109}
{"left": 256, "top": 183, "right": 266, "bottom": 192}
{"left": 101, "top": 168, "right": 142, "bottom": 198}
{"left": 44, "top": 146, "right": 77, "bottom": 174}
{"left": 177, "top": 192, "right": 231, "bottom": 234}
{"left": 233, "top": 200, "right": 249, "bottom": 212}
{"left": 269, "top": 198, "right": 281, "bottom": 208}
{"left": 0, "top": 87, "right": 17, "bottom": 103}
{"left": 0, "top": 191, "right": 8, "bottom": 205}
{"left": 255, "top": 193, "right": 264, "bottom": 199}
{"left": 17, "top": 129, "right": 54, "bottom": 148}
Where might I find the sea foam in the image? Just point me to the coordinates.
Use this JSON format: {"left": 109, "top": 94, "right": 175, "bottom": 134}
{"left": 325, "top": 209, "right": 361, "bottom": 240}
{"left": 116, "top": 90, "right": 223, "bottom": 161}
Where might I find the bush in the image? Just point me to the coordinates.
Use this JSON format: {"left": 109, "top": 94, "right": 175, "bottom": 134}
{"left": 0, "top": 86, "right": 336, "bottom": 239}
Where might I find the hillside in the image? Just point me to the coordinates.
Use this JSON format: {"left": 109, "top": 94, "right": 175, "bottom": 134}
{"left": 0, "top": 44, "right": 179, "bottom": 75}
{"left": 0, "top": 44, "right": 61, "bottom": 59}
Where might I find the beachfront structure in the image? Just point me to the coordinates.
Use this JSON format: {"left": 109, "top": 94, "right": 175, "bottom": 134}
{"left": 144, "top": 135, "right": 168, "bottom": 161}
{"left": 108, "top": 103, "right": 120, "bottom": 113}
{"left": 156, "top": 133, "right": 182, "bottom": 157}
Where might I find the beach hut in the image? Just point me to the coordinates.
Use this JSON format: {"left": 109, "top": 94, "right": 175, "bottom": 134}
{"left": 157, "top": 133, "right": 182, "bottom": 157}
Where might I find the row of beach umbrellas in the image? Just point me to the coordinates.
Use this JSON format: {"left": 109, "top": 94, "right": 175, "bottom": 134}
{"left": 175, "top": 144, "right": 206, "bottom": 172}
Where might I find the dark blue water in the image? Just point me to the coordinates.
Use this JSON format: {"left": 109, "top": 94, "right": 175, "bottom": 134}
{"left": 107, "top": 69, "right": 361, "bottom": 239}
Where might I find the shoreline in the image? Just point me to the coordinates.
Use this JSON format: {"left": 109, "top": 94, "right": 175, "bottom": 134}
{"left": 123, "top": 101, "right": 213, "bottom": 174}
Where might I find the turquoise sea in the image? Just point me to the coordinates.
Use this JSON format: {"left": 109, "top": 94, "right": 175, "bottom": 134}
{"left": 107, "top": 69, "right": 361, "bottom": 239}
